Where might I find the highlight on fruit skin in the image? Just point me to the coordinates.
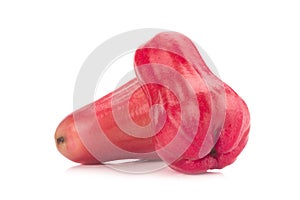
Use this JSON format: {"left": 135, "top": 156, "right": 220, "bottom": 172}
{"left": 54, "top": 31, "right": 250, "bottom": 174}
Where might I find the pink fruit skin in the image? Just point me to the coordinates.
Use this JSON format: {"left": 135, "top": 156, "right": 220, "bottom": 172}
{"left": 55, "top": 79, "right": 160, "bottom": 164}
{"left": 134, "top": 32, "right": 250, "bottom": 174}
{"left": 55, "top": 31, "right": 250, "bottom": 174}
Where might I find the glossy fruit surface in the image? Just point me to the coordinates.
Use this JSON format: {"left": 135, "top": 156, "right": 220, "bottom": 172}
{"left": 55, "top": 31, "right": 250, "bottom": 174}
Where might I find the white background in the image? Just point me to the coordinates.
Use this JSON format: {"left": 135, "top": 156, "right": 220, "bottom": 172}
{"left": 1, "top": 0, "right": 299, "bottom": 199}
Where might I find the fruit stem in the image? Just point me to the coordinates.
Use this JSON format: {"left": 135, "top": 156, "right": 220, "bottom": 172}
{"left": 56, "top": 136, "right": 65, "bottom": 145}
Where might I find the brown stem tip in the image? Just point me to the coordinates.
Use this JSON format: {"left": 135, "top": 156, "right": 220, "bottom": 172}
{"left": 56, "top": 136, "right": 65, "bottom": 145}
